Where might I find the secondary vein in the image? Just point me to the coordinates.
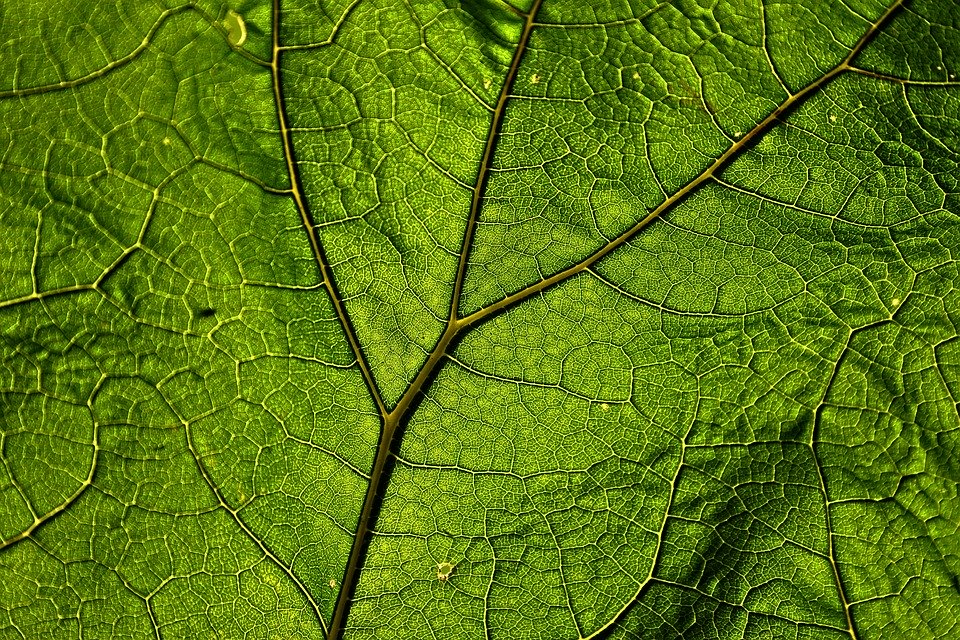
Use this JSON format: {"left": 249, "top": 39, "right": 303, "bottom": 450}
{"left": 270, "top": 0, "right": 387, "bottom": 419}
{"left": 459, "top": 0, "right": 905, "bottom": 330}
{"left": 284, "top": 0, "right": 904, "bottom": 636}
{"left": 327, "top": 1, "right": 545, "bottom": 637}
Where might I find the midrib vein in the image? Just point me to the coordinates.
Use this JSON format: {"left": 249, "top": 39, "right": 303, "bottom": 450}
{"left": 328, "top": 2, "right": 545, "bottom": 636}
{"left": 267, "top": 0, "right": 905, "bottom": 636}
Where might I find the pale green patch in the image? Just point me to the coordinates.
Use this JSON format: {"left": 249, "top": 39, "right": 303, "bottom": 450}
{"left": 223, "top": 9, "right": 247, "bottom": 47}
{"left": 436, "top": 562, "right": 455, "bottom": 582}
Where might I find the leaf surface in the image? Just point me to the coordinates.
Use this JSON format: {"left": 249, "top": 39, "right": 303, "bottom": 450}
{"left": 1, "top": 0, "right": 958, "bottom": 638}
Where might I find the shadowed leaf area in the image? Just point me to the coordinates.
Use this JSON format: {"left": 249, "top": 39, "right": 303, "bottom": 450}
{"left": 1, "top": 0, "right": 958, "bottom": 638}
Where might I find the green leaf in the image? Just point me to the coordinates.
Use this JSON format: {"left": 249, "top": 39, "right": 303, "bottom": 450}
{"left": 1, "top": 0, "right": 958, "bottom": 638}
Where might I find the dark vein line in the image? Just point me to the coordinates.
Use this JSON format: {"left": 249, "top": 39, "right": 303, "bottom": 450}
{"left": 458, "top": 0, "right": 905, "bottom": 331}
{"left": 495, "top": 0, "right": 526, "bottom": 20}
{"left": 848, "top": 66, "right": 960, "bottom": 86}
{"left": 326, "top": 2, "right": 544, "bottom": 637}
{"left": 270, "top": 0, "right": 386, "bottom": 418}
{"left": 326, "top": 413, "right": 396, "bottom": 639}
{"left": 271, "top": 2, "right": 391, "bottom": 632}
{"left": 449, "top": 0, "right": 544, "bottom": 321}
{"left": 326, "top": 0, "right": 902, "bottom": 635}
{"left": 272, "top": 0, "right": 902, "bottom": 635}
{"left": 389, "top": 2, "right": 545, "bottom": 428}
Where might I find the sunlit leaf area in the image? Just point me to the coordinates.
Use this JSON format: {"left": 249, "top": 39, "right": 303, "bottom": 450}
{"left": 1, "top": 0, "right": 958, "bottom": 637}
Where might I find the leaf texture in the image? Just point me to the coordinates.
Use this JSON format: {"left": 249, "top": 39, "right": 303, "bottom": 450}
{"left": 0, "top": 0, "right": 958, "bottom": 638}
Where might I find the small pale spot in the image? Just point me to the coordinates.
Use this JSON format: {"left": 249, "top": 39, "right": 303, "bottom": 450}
{"left": 829, "top": 114, "right": 837, "bottom": 123}
{"left": 891, "top": 298, "right": 900, "bottom": 307}
{"left": 600, "top": 403, "right": 610, "bottom": 411}
{"left": 483, "top": 78, "right": 492, "bottom": 90}
{"left": 733, "top": 131, "right": 742, "bottom": 138}
{"left": 531, "top": 74, "right": 540, "bottom": 84}
{"left": 162, "top": 137, "right": 171, "bottom": 145}
{"left": 224, "top": 9, "right": 247, "bottom": 47}
{"left": 437, "top": 562, "right": 455, "bottom": 582}
{"left": 328, "top": 579, "right": 337, "bottom": 589}
{"left": 951, "top": 74, "right": 956, "bottom": 80}
{"left": 936, "top": 65, "right": 942, "bottom": 70}
{"left": 632, "top": 71, "right": 640, "bottom": 79}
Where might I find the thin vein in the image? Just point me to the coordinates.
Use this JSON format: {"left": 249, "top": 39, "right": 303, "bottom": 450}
{"left": 0, "top": 379, "right": 103, "bottom": 551}
{"left": 277, "top": 0, "right": 361, "bottom": 51}
{"left": 811, "top": 329, "right": 860, "bottom": 640}
{"left": 759, "top": 0, "right": 792, "bottom": 97}
{"left": 448, "top": 0, "right": 545, "bottom": 322}
{"left": 0, "top": 7, "right": 188, "bottom": 99}
{"left": 582, "top": 404, "right": 694, "bottom": 640}
{"left": 276, "top": 0, "right": 903, "bottom": 636}
{"left": 532, "top": 2, "right": 667, "bottom": 29}
{"left": 848, "top": 66, "right": 960, "bottom": 86}
{"left": 0, "top": 284, "right": 98, "bottom": 311}
{"left": 270, "top": 0, "right": 386, "bottom": 418}
{"left": 180, "top": 413, "right": 328, "bottom": 635}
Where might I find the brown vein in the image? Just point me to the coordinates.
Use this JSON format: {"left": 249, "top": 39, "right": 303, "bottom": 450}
{"left": 273, "top": 0, "right": 904, "bottom": 636}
